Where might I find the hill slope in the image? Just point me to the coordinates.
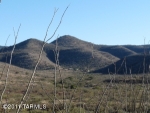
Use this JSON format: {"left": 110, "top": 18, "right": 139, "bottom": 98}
{"left": 51, "top": 35, "right": 93, "bottom": 49}
{"left": 0, "top": 46, "right": 5, "bottom": 50}
{"left": 0, "top": 39, "right": 56, "bottom": 70}
{"left": 93, "top": 54, "right": 150, "bottom": 74}
{"left": 123, "top": 45, "right": 150, "bottom": 54}
{"left": 95, "top": 45, "right": 137, "bottom": 58}
{"left": 51, "top": 48, "right": 119, "bottom": 71}
{"left": 0, "top": 35, "right": 149, "bottom": 74}
{"left": 0, "top": 37, "right": 119, "bottom": 71}
{"left": 50, "top": 35, "right": 119, "bottom": 70}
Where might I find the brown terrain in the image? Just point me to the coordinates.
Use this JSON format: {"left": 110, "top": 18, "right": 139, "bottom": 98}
{"left": 0, "top": 35, "right": 149, "bottom": 74}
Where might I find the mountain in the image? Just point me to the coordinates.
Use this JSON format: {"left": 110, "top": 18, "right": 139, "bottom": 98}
{"left": 0, "top": 37, "right": 119, "bottom": 71}
{"left": 0, "top": 46, "right": 5, "bottom": 50}
{"left": 50, "top": 35, "right": 119, "bottom": 71}
{"left": 51, "top": 35, "right": 93, "bottom": 49}
{"left": 123, "top": 45, "right": 150, "bottom": 53}
{"left": 93, "top": 44, "right": 150, "bottom": 74}
{"left": 95, "top": 45, "right": 137, "bottom": 58}
{"left": 0, "top": 35, "right": 149, "bottom": 74}
{"left": 0, "top": 38, "right": 56, "bottom": 70}
{"left": 53, "top": 48, "right": 119, "bottom": 71}
{"left": 93, "top": 54, "right": 150, "bottom": 74}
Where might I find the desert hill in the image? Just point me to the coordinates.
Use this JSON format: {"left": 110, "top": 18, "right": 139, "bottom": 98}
{"left": 51, "top": 35, "right": 93, "bottom": 49}
{"left": 53, "top": 48, "right": 119, "bottom": 71}
{"left": 0, "top": 36, "right": 119, "bottom": 71}
{"left": 0, "top": 35, "right": 149, "bottom": 74}
{"left": 0, "top": 46, "right": 4, "bottom": 49}
{"left": 93, "top": 54, "right": 150, "bottom": 74}
{"left": 123, "top": 45, "right": 150, "bottom": 54}
{"left": 95, "top": 45, "right": 137, "bottom": 58}
{"left": 0, "top": 39, "right": 56, "bottom": 70}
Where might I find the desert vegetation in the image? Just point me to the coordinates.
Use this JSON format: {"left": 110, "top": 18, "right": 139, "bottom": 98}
{"left": 0, "top": 64, "right": 150, "bottom": 113}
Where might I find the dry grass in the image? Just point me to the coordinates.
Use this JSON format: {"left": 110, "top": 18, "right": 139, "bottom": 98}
{"left": 0, "top": 63, "right": 149, "bottom": 113}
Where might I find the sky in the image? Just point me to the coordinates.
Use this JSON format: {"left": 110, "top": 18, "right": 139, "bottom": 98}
{"left": 0, "top": 0, "right": 150, "bottom": 46}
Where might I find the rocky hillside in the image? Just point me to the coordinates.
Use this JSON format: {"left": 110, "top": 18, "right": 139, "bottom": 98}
{"left": 0, "top": 36, "right": 119, "bottom": 71}
{"left": 0, "top": 35, "right": 149, "bottom": 74}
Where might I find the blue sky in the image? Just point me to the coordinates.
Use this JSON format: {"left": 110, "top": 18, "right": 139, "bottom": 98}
{"left": 0, "top": 0, "right": 150, "bottom": 46}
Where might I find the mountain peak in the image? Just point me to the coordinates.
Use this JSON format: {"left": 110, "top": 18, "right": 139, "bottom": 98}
{"left": 51, "top": 35, "right": 92, "bottom": 48}
{"left": 14, "top": 38, "right": 43, "bottom": 49}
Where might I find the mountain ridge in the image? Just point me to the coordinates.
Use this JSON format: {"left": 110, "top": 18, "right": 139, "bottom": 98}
{"left": 0, "top": 35, "right": 149, "bottom": 74}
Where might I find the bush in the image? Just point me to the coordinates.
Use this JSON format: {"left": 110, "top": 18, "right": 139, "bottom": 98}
{"left": 70, "top": 84, "right": 76, "bottom": 89}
